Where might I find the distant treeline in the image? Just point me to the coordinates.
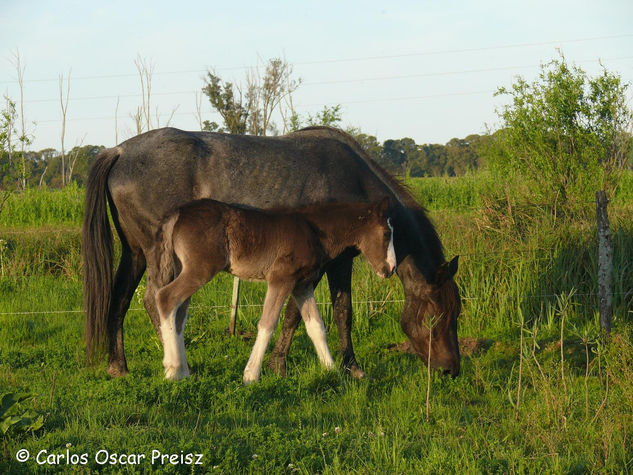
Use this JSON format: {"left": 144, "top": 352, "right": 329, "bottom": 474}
{"left": 0, "top": 132, "right": 488, "bottom": 190}
{"left": 352, "top": 132, "right": 488, "bottom": 177}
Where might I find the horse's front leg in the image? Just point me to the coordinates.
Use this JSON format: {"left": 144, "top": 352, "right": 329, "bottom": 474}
{"left": 326, "top": 252, "right": 365, "bottom": 379}
{"left": 106, "top": 243, "right": 146, "bottom": 377}
{"left": 243, "top": 281, "right": 293, "bottom": 384}
{"left": 292, "top": 284, "right": 335, "bottom": 369}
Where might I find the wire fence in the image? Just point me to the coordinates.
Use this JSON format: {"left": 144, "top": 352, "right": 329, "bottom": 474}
{"left": 1, "top": 292, "right": 630, "bottom": 318}
{"left": 0, "top": 193, "right": 629, "bottom": 318}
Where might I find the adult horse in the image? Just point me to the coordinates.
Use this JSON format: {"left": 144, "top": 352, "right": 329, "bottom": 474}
{"left": 82, "top": 126, "right": 461, "bottom": 378}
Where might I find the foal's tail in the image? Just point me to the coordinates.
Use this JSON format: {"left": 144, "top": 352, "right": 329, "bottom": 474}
{"left": 82, "top": 147, "right": 120, "bottom": 363}
{"left": 156, "top": 211, "right": 179, "bottom": 286}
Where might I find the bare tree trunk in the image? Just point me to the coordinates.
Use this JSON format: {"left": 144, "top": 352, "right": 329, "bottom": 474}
{"left": 114, "top": 96, "right": 120, "bottom": 144}
{"left": 135, "top": 55, "right": 154, "bottom": 132}
{"left": 194, "top": 91, "right": 204, "bottom": 130}
{"left": 38, "top": 164, "right": 48, "bottom": 188}
{"left": 131, "top": 107, "right": 143, "bottom": 135}
{"left": 59, "top": 71, "right": 71, "bottom": 187}
{"left": 66, "top": 135, "right": 86, "bottom": 184}
{"left": 13, "top": 50, "right": 27, "bottom": 191}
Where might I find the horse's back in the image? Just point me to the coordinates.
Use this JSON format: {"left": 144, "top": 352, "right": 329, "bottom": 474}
{"left": 107, "top": 127, "right": 389, "bottom": 251}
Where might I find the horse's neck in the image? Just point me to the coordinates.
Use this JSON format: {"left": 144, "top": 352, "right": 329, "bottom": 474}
{"left": 301, "top": 208, "right": 361, "bottom": 258}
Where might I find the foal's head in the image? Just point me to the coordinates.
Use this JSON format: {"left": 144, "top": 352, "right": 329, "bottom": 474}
{"left": 356, "top": 197, "right": 397, "bottom": 279}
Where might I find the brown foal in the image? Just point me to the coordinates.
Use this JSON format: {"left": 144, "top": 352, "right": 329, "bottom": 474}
{"left": 154, "top": 197, "right": 396, "bottom": 382}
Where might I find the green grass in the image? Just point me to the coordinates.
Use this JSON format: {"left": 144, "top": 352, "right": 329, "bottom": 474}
{"left": 1, "top": 180, "right": 632, "bottom": 473}
{"left": 0, "top": 182, "right": 84, "bottom": 228}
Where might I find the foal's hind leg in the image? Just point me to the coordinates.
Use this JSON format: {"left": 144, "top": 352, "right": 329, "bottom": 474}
{"left": 156, "top": 267, "right": 209, "bottom": 380}
{"left": 107, "top": 244, "right": 146, "bottom": 377}
{"left": 292, "top": 284, "right": 335, "bottom": 370}
{"left": 243, "top": 281, "right": 293, "bottom": 384}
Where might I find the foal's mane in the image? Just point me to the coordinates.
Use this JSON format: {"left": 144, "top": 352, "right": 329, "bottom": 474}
{"left": 296, "top": 126, "right": 446, "bottom": 264}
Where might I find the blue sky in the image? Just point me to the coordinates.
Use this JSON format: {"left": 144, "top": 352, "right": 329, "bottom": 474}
{"left": 1, "top": 0, "right": 632, "bottom": 150}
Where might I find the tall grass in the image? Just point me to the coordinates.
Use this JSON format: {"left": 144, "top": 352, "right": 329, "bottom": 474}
{"left": 0, "top": 182, "right": 84, "bottom": 228}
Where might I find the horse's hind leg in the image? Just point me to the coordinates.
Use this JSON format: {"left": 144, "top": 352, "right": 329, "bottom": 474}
{"left": 107, "top": 245, "right": 146, "bottom": 377}
{"left": 292, "top": 284, "right": 335, "bottom": 370}
{"left": 326, "top": 252, "right": 365, "bottom": 379}
{"left": 267, "top": 272, "right": 325, "bottom": 377}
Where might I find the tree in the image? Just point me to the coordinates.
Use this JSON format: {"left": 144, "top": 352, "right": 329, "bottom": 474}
{"left": 59, "top": 70, "right": 71, "bottom": 187}
{"left": 12, "top": 50, "right": 32, "bottom": 191}
{"left": 350, "top": 131, "right": 381, "bottom": 162}
{"left": 0, "top": 95, "right": 18, "bottom": 189}
{"left": 202, "top": 72, "right": 248, "bottom": 134}
{"left": 490, "top": 53, "right": 633, "bottom": 205}
{"left": 202, "top": 58, "right": 300, "bottom": 136}
{"left": 134, "top": 55, "right": 154, "bottom": 133}
{"left": 306, "top": 105, "right": 342, "bottom": 128}
{"left": 380, "top": 138, "right": 421, "bottom": 176}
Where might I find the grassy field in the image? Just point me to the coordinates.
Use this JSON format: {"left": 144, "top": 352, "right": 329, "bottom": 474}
{"left": 0, "top": 178, "right": 632, "bottom": 473}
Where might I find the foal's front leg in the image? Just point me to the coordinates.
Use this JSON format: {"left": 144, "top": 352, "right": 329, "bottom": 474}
{"left": 243, "top": 281, "right": 293, "bottom": 385}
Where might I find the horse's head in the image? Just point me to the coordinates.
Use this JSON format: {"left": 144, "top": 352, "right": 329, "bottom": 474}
{"left": 399, "top": 255, "right": 461, "bottom": 377}
{"left": 357, "top": 197, "right": 397, "bottom": 279}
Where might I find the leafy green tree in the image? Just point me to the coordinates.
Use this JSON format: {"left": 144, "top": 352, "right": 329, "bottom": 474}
{"left": 349, "top": 131, "right": 381, "bottom": 162}
{"left": 287, "top": 104, "right": 343, "bottom": 132}
{"left": 380, "top": 138, "right": 421, "bottom": 176}
{"left": 306, "top": 105, "right": 342, "bottom": 128}
{"left": 490, "top": 53, "right": 633, "bottom": 205}
{"left": 202, "top": 73, "right": 248, "bottom": 134}
{"left": 0, "top": 95, "right": 19, "bottom": 189}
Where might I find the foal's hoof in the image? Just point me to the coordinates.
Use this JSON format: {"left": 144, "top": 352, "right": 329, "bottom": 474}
{"left": 242, "top": 371, "right": 261, "bottom": 385}
{"left": 106, "top": 362, "right": 129, "bottom": 378}
{"left": 267, "top": 356, "right": 287, "bottom": 377}
{"left": 164, "top": 366, "right": 190, "bottom": 381}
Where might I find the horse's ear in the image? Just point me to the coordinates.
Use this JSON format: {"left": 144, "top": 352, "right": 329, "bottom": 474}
{"left": 448, "top": 255, "right": 459, "bottom": 276}
{"left": 435, "top": 255, "right": 459, "bottom": 285}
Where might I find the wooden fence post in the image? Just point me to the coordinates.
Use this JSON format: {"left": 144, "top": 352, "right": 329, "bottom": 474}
{"left": 596, "top": 190, "right": 612, "bottom": 333}
{"left": 229, "top": 276, "right": 241, "bottom": 335}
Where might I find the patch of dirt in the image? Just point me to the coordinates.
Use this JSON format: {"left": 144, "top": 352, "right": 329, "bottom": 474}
{"left": 460, "top": 337, "right": 494, "bottom": 356}
{"left": 386, "top": 337, "right": 493, "bottom": 357}
{"left": 224, "top": 328, "right": 255, "bottom": 341}
{"left": 387, "top": 340, "right": 414, "bottom": 353}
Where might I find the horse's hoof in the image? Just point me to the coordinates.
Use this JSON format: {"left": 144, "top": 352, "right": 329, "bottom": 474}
{"left": 346, "top": 363, "right": 366, "bottom": 380}
{"left": 267, "top": 356, "right": 287, "bottom": 377}
{"left": 106, "top": 363, "right": 129, "bottom": 378}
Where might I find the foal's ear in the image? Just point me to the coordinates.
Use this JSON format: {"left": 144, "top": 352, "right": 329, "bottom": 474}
{"left": 376, "top": 196, "right": 390, "bottom": 215}
{"left": 434, "top": 255, "right": 459, "bottom": 285}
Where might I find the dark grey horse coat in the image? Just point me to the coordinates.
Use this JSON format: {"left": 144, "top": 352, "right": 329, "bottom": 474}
{"left": 82, "top": 126, "right": 460, "bottom": 378}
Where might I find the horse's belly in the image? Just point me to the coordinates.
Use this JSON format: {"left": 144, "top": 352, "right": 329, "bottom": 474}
{"left": 227, "top": 258, "right": 267, "bottom": 282}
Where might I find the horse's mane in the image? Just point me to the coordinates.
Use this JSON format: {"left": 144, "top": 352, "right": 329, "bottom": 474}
{"left": 296, "top": 126, "right": 446, "bottom": 263}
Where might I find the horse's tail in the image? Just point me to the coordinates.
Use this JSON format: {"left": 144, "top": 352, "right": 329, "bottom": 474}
{"left": 82, "top": 147, "right": 120, "bottom": 363}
